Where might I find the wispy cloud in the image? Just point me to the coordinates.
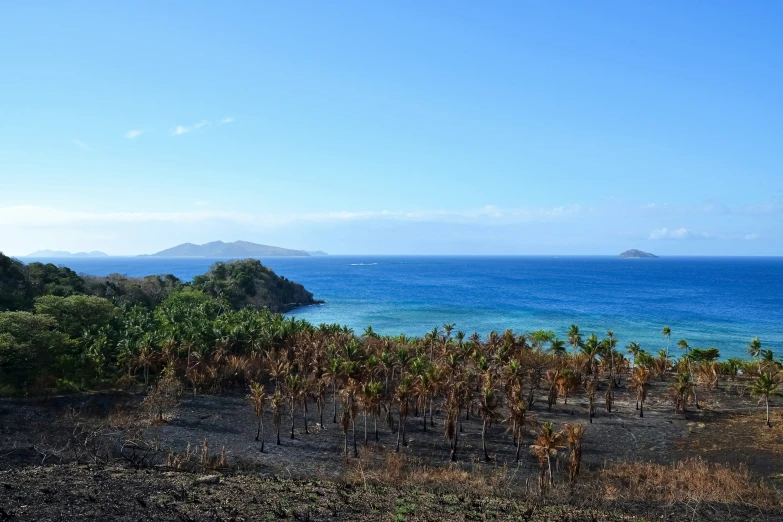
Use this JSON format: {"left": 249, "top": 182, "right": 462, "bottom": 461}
{"left": 0, "top": 204, "right": 581, "bottom": 228}
{"left": 649, "top": 228, "right": 713, "bottom": 240}
{"left": 172, "top": 120, "right": 208, "bottom": 136}
{"left": 72, "top": 140, "right": 93, "bottom": 152}
{"left": 744, "top": 232, "right": 760, "bottom": 240}
{"left": 125, "top": 129, "right": 145, "bottom": 139}
{"left": 219, "top": 117, "right": 235, "bottom": 124}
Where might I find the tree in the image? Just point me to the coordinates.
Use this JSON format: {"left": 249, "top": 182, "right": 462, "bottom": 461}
{"left": 142, "top": 372, "right": 182, "bottom": 422}
{"left": 564, "top": 423, "right": 585, "bottom": 485}
{"left": 747, "top": 337, "right": 762, "bottom": 373}
{"left": 629, "top": 367, "right": 650, "bottom": 418}
{"left": 505, "top": 394, "right": 529, "bottom": 462}
{"left": 568, "top": 325, "right": 583, "bottom": 369}
{"left": 749, "top": 372, "right": 779, "bottom": 427}
{"left": 678, "top": 339, "right": 699, "bottom": 409}
{"left": 475, "top": 381, "right": 501, "bottom": 461}
{"left": 271, "top": 390, "right": 284, "bottom": 445}
{"left": 530, "top": 422, "right": 565, "bottom": 492}
{"left": 584, "top": 380, "right": 597, "bottom": 423}
{"left": 662, "top": 326, "right": 671, "bottom": 364}
{"left": 247, "top": 381, "right": 266, "bottom": 450}
{"left": 669, "top": 372, "right": 693, "bottom": 414}
{"left": 0, "top": 311, "right": 66, "bottom": 391}
{"left": 581, "top": 334, "right": 600, "bottom": 376}
{"left": 395, "top": 375, "right": 412, "bottom": 452}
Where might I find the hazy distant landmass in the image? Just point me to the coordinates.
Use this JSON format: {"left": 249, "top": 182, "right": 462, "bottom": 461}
{"left": 619, "top": 249, "right": 657, "bottom": 258}
{"left": 147, "top": 240, "right": 314, "bottom": 257}
{"left": 306, "top": 250, "right": 329, "bottom": 256}
{"left": 27, "top": 250, "right": 108, "bottom": 258}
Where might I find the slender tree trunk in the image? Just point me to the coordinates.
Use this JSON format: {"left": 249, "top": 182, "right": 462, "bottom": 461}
{"left": 260, "top": 420, "right": 265, "bottom": 452}
{"left": 374, "top": 414, "right": 378, "bottom": 442}
{"left": 639, "top": 400, "right": 644, "bottom": 418}
{"left": 364, "top": 411, "right": 368, "bottom": 445}
{"left": 515, "top": 433, "right": 522, "bottom": 462}
{"left": 302, "top": 403, "right": 308, "bottom": 434}
{"left": 395, "top": 413, "right": 402, "bottom": 452}
{"left": 290, "top": 399, "right": 296, "bottom": 439}
{"left": 766, "top": 396, "right": 771, "bottom": 427}
{"left": 256, "top": 417, "right": 261, "bottom": 441}
{"left": 332, "top": 382, "right": 337, "bottom": 423}
{"left": 318, "top": 403, "right": 324, "bottom": 429}
{"left": 352, "top": 417, "right": 358, "bottom": 457}
{"left": 276, "top": 421, "right": 280, "bottom": 445}
{"left": 482, "top": 420, "right": 490, "bottom": 461}
{"left": 429, "top": 395, "right": 435, "bottom": 427}
{"left": 547, "top": 454, "right": 554, "bottom": 487}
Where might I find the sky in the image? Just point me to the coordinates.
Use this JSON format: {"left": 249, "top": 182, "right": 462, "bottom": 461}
{"left": 1, "top": 1, "right": 782, "bottom": 256}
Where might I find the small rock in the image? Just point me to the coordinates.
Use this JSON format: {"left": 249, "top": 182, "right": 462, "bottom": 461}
{"left": 194, "top": 475, "right": 220, "bottom": 485}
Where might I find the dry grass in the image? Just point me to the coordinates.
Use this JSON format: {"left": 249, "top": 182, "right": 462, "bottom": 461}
{"left": 341, "top": 447, "right": 530, "bottom": 497}
{"left": 596, "top": 458, "right": 782, "bottom": 510}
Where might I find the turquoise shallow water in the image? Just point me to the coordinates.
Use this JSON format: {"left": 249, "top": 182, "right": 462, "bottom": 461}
{"left": 22, "top": 255, "right": 783, "bottom": 360}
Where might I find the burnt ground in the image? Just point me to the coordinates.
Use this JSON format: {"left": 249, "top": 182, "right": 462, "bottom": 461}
{"left": 1, "top": 378, "right": 782, "bottom": 521}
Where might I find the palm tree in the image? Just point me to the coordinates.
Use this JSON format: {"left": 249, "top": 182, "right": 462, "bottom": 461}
{"left": 662, "top": 326, "right": 671, "bottom": 364}
{"left": 530, "top": 422, "right": 565, "bottom": 492}
{"left": 395, "top": 375, "right": 412, "bottom": 452}
{"left": 748, "top": 337, "right": 762, "bottom": 373}
{"left": 581, "top": 334, "right": 600, "bottom": 376}
{"left": 270, "top": 390, "right": 283, "bottom": 445}
{"left": 247, "top": 381, "right": 266, "bottom": 451}
{"left": 678, "top": 339, "right": 699, "bottom": 408}
{"left": 669, "top": 372, "right": 693, "bottom": 414}
{"left": 629, "top": 367, "right": 650, "bottom": 418}
{"left": 749, "top": 372, "right": 779, "bottom": 427}
{"left": 568, "top": 324, "right": 583, "bottom": 369}
{"left": 475, "top": 382, "right": 501, "bottom": 461}
{"left": 505, "top": 395, "right": 529, "bottom": 462}
{"left": 285, "top": 373, "right": 306, "bottom": 439}
{"left": 584, "top": 380, "right": 597, "bottom": 423}
{"left": 549, "top": 338, "right": 567, "bottom": 358}
{"left": 626, "top": 341, "right": 641, "bottom": 369}
{"left": 564, "top": 423, "right": 585, "bottom": 485}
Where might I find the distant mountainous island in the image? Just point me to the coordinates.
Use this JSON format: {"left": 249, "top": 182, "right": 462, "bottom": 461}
{"left": 27, "top": 250, "right": 108, "bottom": 258}
{"left": 619, "top": 249, "right": 657, "bottom": 258}
{"left": 147, "top": 240, "right": 326, "bottom": 258}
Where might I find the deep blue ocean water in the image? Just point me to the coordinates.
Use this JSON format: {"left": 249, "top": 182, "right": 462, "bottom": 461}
{"left": 21, "top": 256, "right": 783, "bottom": 359}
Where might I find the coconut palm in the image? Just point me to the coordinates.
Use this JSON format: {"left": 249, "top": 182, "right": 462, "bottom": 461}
{"left": 530, "top": 422, "right": 565, "bottom": 492}
{"left": 564, "top": 423, "right": 585, "bottom": 485}
{"left": 270, "top": 390, "right": 283, "bottom": 445}
{"left": 629, "top": 367, "right": 650, "bottom": 417}
{"left": 662, "top": 326, "right": 671, "bottom": 363}
{"left": 626, "top": 341, "right": 641, "bottom": 369}
{"left": 581, "top": 334, "right": 600, "bottom": 376}
{"left": 748, "top": 337, "right": 762, "bottom": 372}
{"left": 395, "top": 375, "right": 412, "bottom": 452}
{"left": 678, "top": 339, "right": 699, "bottom": 408}
{"left": 505, "top": 394, "right": 529, "bottom": 462}
{"left": 246, "top": 381, "right": 266, "bottom": 450}
{"left": 584, "top": 379, "right": 597, "bottom": 423}
{"left": 475, "top": 381, "right": 502, "bottom": 461}
{"left": 749, "top": 372, "right": 779, "bottom": 427}
{"left": 669, "top": 372, "right": 693, "bottom": 414}
{"left": 567, "top": 324, "right": 583, "bottom": 369}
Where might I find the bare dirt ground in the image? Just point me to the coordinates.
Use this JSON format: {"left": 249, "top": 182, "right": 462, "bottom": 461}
{"left": 1, "top": 378, "right": 782, "bottom": 521}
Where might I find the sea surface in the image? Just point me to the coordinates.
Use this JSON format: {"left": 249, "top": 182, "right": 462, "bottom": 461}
{"left": 21, "top": 256, "right": 783, "bottom": 359}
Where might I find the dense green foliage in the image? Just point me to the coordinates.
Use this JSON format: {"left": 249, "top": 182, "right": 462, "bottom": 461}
{"left": 0, "top": 252, "right": 319, "bottom": 394}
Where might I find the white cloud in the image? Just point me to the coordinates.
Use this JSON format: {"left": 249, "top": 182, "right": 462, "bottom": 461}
{"left": 219, "top": 117, "right": 235, "bottom": 124}
{"left": 125, "top": 129, "right": 144, "bottom": 139}
{"left": 72, "top": 139, "right": 93, "bottom": 152}
{"left": 744, "top": 232, "right": 760, "bottom": 240}
{"left": 649, "top": 228, "right": 713, "bottom": 240}
{"left": 172, "top": 120, "right": 208, "bottom": 136}
{"left": 0, "top": 204, "right": 581, "bottom": 228}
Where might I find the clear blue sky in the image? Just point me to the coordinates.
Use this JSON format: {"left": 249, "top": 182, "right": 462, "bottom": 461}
{"left": 1, "top": 1, "right": 781, "bottom": 255}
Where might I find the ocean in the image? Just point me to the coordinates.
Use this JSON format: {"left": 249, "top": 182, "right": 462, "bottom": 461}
{"left": 21, "top": 256, "right": 783, "bottom": 360}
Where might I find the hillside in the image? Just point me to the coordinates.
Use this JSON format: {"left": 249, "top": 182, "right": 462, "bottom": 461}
{"left": 149, "top": 240, "right": 311, "bottom": 257}
{"left": 192, "top": 258, "right": 321, "bottom": 312}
